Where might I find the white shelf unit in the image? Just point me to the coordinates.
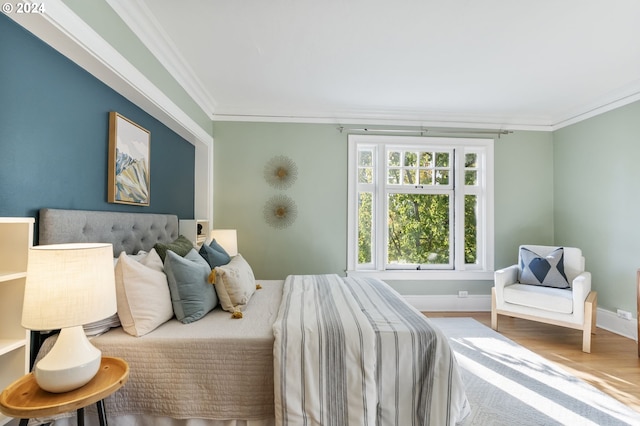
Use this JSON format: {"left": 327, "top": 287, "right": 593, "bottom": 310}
{"left": 179, "top": 219, "right": 210, "bottom": 248}
{"left": 0, "top": 217, "right": 33, "bottom": 426}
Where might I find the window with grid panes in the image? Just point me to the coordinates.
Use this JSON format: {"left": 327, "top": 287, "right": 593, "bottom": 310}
{"left": 348, "top": 135, "right": 494, "bottom": 278}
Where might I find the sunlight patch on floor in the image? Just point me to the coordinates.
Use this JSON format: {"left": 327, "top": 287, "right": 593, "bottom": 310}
{"left": 544, "top": 352, "right": 640, "bottom": 414}
{"left": 454, "top": 336, "right": 640, "bottom": 425}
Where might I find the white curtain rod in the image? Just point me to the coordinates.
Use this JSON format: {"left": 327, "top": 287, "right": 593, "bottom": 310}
{"left": 337, "top": 126, "right": 513, "bottom": 137}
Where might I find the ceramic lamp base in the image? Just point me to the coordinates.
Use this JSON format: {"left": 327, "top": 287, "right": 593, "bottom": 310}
{"left": 34, "top": 325, "right": 101, "bottom": 393}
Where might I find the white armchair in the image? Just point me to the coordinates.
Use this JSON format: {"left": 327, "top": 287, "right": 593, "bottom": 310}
{"left": 492, "top": 245, "right": 597, "bottom": 353}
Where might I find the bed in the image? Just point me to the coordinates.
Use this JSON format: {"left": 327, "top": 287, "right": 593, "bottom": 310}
{"left": 33, "top": 208, "right": 469, "bottom": 426}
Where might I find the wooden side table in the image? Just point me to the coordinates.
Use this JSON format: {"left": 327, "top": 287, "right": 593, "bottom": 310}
{"left": 0, "top": 357, "right": 128, "bottom": 426}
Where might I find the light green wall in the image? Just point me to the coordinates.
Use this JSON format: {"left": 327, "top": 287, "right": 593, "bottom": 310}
{"left": 212, "top": 122, "right": 347, "bottom": 279}
{"left": 494, "top": 131, "right": 556, "bottom": 260}
{"left": 61, "top": 0, "right": 212, "bottom": 135}
{"left": 213, "top": 122, "right": 555, "bottom": 295}
{"left": 553, "top": 101, "right": 640, "bottom": 314}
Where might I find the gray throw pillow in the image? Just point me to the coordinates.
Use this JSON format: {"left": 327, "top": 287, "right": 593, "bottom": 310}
{"left": 518, "top": 247, "right": 570, "bottom": 289}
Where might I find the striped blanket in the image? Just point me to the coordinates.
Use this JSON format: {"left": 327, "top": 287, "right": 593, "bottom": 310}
{"left": 273, "top": 274, "right": 470, "bottom": 426}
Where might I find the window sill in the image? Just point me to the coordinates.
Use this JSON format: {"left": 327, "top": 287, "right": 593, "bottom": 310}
{"left": 345, "top": 269, "right": 495, "bottom": 281}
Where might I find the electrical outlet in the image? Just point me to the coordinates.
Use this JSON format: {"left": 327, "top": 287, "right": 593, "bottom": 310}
{"left": 458, "top": 291, "right": 468, "bottom": 298}
{"left": 616, "top": 309, "right": 633, "bottom": 320}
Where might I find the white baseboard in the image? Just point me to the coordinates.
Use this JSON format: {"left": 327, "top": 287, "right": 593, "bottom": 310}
{"left": 596, "top": 307, "right": 637, "bottom": 340}
{"left": 403, "top": 295, "right": 638, "bottom": 341}
{"left": 403, "top": 294, "right": 492, "bottom": 312}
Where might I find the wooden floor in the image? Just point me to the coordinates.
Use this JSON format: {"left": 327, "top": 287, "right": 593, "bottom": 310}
{"left": 425, "top": 312, "right": 640, "bottom": 413}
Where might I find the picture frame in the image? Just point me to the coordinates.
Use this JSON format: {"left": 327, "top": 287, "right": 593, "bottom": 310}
{"left": 108, "top": 112, "right": 151, "bottom": 206}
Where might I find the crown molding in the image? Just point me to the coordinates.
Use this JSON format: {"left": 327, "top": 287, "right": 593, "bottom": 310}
{"left": 211, "top": 83, "right": 640, "bottom": 129}
{"left": 211, "top": 88, "right": 640, "bottom": 130}
{"left": 551, "top": 88, "right": 640, "bottom": 130}
{"left": 212, "top": 107, "right": 556, "bottom": 132}
{"left": 106, "top": 0, "right": 217, "bottom": 119}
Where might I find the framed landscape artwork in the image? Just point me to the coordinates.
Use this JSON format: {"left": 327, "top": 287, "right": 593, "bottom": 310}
{"left": 108, "top": 112, "right": 151, "bottom": 206}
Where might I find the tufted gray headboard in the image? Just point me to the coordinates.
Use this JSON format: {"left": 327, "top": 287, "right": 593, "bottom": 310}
{"left": 39, "top": 208, "right": 180, "bottom": 257}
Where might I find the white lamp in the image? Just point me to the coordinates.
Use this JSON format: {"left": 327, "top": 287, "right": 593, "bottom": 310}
{"left": 22, "top": 243, "right": 116, "bottom": 393}
{"left": 210, "top": 229, "right": 238, "bottom": 256}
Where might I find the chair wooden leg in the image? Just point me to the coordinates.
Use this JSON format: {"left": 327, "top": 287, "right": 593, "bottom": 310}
{"left": 582, "top": 291, "right": 597, "bottom": 353}
{"left": 491, "top": 287, "right": 498, "bottom": 330}
{"left": 590, "top": 292, "right": 597, "bottom": 335}
{"left": 582, "top": 325, "right": 591, "bottom": 353}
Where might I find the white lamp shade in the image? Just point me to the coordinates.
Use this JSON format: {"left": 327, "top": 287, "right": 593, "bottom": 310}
{"left": 22, "top": 243, "right": 117, "bottom": 330}
{"left": 210, "top": 229, "right": 238, "bottom": 256}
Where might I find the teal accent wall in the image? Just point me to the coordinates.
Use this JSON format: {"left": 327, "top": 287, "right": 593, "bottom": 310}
{"left": 213, "top": 122, "right": 555, "bottom": 296}
{"left": 0, "top": 14, "right": 194, "bottom": 222}
{"left": 554, "top": 101, "right": 640, "bottom": 314}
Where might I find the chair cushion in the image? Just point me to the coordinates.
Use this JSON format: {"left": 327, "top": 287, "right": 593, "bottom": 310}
{"left": 519, "top": 247, "right": 570, "bottom": 289}
{"left": 503, "top": 283, "right": 573, "bottom": 314}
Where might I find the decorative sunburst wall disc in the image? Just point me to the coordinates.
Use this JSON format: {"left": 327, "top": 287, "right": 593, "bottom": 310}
{"left": 263, "top": 194, "right": 298, "bottom": 229}
{"left": 264, "top": 155, "right": 298, "bottom": 189}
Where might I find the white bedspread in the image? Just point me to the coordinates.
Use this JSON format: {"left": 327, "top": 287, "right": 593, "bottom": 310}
{"left": 87, "top": 280, "right": 283, "bottom": 422}
{"left": 273, "top": 275, "right": 470, "bottom": 426}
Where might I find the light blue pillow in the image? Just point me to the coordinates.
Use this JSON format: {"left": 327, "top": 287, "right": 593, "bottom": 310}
{"left": 164, "top": 249, "right": 218, "bottom": 323}
{"left": 199, "top": 238, "right": 231, "bottom": 268}
{"left": 519, "top": 247, "right": 570, "bottom": 289}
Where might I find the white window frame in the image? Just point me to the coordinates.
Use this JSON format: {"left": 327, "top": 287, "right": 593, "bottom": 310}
{"left": 347, "top": 134, "right": 494, "bottom": 280}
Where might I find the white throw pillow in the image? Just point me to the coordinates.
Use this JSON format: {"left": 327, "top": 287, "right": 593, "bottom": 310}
{"left": 213, "top": 254, "right": 256, "bottom": 313}
{"left": 113, "top": 250, "right": 150, "bottom": 266}
{"left": 115, "top": 249, "right": 173, "bottom": 336}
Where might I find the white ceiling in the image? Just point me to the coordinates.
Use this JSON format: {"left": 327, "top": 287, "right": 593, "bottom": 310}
{"left": 110, "top": 0, "right": 640, "bottom": 130}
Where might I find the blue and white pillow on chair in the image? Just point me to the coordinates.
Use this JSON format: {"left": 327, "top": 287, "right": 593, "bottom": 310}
{"left": 518, "top": 247, "right": 570, "bottom": 289}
